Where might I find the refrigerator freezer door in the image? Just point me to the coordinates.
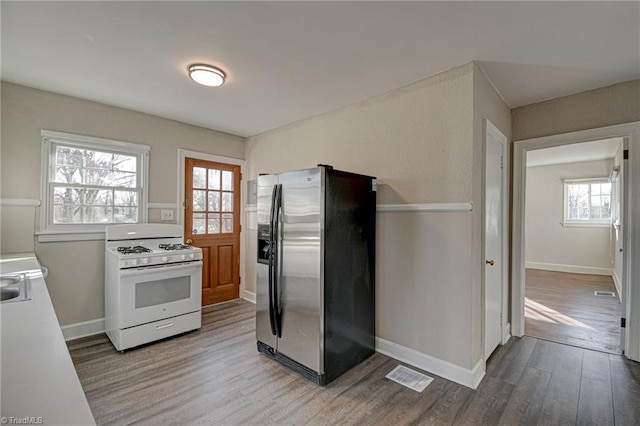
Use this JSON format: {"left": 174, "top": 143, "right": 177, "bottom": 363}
{"left": 276, "top": 168, "right": 324, "bottom": 374}
{"left": 256, "top": 174, "right": 279, "bottom": 350}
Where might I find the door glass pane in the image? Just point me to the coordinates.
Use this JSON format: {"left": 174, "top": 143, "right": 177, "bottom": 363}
{"left": 193, "top": 190, "right": 206, "bottom": 211}
{"left": 192, "top": 213, "right": 205, "bottom": 235}
{"left": 208, "top": 191, "right": 220, "bottom": 212}
{"left": 222, "top": 170, "right": 233, "bottom": 190}
{"left": 193, "top": 167, "right": 206, "bottom": 189}
{"left": 208, "top": 169, "right": 220, "bottom": 190}
{"left": 222, "top": 213, "right": 233, "bottom": 233}
{"left": 222, "top": 192, "right": 233, "bottom": 212}
{"left": 208, "top": 214, "right": 220, "bottom": 234}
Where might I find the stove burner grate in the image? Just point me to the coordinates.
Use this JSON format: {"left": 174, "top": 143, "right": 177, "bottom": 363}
{"left": 117, "top": 245, "right": 152, "bottom": 255}
{"left": 159, "top": 243, "right": 193, "bottom": 251}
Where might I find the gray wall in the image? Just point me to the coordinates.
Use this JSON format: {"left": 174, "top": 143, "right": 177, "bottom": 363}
{"left": 0, "top": 82, "right": 245, "bottom": 326}
{"left": 512, "top": 80, "right": 640, "bottom": 141}
{"left": 525, "top": 159, "right": 614, "bottom": 273}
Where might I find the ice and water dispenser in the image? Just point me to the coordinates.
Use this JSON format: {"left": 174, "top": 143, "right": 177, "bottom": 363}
{"left": 257, "top": 224, "right": 271, "bottom": 265}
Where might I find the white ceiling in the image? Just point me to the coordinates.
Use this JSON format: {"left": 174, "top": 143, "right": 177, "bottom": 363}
{"left": 2, "top": 2, "right": 638, "bottom": 138}
{"left": 526, "top": 138, "right": 623, "bottom": 168}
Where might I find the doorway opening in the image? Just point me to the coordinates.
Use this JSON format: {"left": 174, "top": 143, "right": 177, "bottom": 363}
{"left": 512, "top": 122, "right": 640, "bottom": 361}
{"left": 523, "top": 138, "right": 624, "bottom": 353}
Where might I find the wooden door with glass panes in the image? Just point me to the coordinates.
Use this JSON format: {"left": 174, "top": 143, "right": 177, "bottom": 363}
{"left": 184, "top": 158, "right": 241, "bottom": 306}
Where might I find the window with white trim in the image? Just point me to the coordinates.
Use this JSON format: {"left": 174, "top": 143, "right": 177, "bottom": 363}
{"left": 40, "top": 131, "right": 149, "bottom": 240}
{"left": 563, "top": 178, "right": 612, "bottom": 226}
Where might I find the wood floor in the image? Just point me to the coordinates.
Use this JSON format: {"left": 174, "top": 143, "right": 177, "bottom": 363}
{"left": 68, "top": 300, "right": 640, "bottom": 425}
{"left": 525, "top": 269, "right": 622, "bottom": 354}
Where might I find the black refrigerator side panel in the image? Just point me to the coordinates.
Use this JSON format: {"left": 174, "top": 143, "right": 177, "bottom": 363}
{"left": 323, "top": 170, "right": 376, "bottom": 384}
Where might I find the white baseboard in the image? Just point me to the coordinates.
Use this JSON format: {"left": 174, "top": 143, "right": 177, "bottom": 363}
{"left": 61, "top": 318, "right": 105, "bottom": 341}
{"left": 525, "top": 261, "right": 612, "bottom": 276}
{"left": 375, "top": 337, "right": 485, "bottom": 389}
{"left": 612, "top": 270, "right": 622, "bottom": 301}
{"left": 243, "top": 290, "right": 256, "bottom": 304}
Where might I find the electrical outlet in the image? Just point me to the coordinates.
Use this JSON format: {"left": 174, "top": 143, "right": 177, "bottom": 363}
{"left": 161, "top": 209, "right": 174, "bottom": 221}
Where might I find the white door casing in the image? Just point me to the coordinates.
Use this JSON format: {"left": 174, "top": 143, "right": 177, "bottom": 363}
{"left": 484, "top": 120, "right": 507, "bottom": 360}
{"left": 512, "top": 122, "right": 640, "bottom": 361}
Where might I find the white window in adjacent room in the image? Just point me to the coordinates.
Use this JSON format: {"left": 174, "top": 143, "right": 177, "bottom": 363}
{"left": 39, "top": 130, "right": 150, "bottom": 241}
{"left": 563, "top": 178, "right": 612, "bottom": 227}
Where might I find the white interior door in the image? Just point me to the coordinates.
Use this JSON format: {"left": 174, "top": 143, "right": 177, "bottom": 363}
{"left": 484, "top": 122, "right": 505, "bottom": 360}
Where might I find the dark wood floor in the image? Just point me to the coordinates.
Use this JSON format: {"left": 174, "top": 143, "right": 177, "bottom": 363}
{"left": 525, "top": 269, "right": 622, "bottom": 354}
{"left": 68, "top": 300, "right": 640, "bottom": 425}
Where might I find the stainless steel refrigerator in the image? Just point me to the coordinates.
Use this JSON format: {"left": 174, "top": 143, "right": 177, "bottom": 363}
{"left": 256, "top": 165, "right": 376, "bottom": 385}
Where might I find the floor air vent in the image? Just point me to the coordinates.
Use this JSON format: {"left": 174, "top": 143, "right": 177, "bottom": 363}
{"left": 385, "top": 365, "right": 433, "bottom": 392}
{"left": 594, "top": 291, "right": 616, "bottom": 297}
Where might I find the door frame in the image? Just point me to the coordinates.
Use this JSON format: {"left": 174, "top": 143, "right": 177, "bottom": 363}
{"left": 483, "top": 120, "right": 510, "bottom": 359}
{"left": 177, "top": 149, "right": 246, "bottom": 301}
{"left": 511, "top": 121, "right": 640, "bottom": 361}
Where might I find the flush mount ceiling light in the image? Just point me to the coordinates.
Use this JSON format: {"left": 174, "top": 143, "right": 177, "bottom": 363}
{"left": 188, "top": 64, "right": 225, "bottom": 87}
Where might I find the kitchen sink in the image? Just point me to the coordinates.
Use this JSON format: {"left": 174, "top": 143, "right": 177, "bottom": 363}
{"left": 0, "top": 274, "right": 31, "bottom": 303}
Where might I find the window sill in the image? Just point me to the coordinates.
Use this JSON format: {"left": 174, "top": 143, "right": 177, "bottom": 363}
{"left": 36, "top": 230, "right": 106, "bottom": 243}
{"left": 561, "top": 221, "right": 611, "bottom": 229}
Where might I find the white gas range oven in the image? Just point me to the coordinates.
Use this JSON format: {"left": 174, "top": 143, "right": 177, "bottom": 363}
{"left": 105, "top": 224, "right": 202, "bottom": 351}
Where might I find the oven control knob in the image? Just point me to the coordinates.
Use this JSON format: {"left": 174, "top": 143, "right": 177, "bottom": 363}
{"left": 131, "top": 259, "right": 138, "bottom": 266}
{"left": 180, "top": 254, "right": 186, "bottom": 260}
{"left": 141, "top": 258, "right": 149, "bottom": 265}
{"left": 189, "top": 253, "right": 195, "bottom": 259}
{"left": 162, "top": 256, "right": 168, "bottom": 262}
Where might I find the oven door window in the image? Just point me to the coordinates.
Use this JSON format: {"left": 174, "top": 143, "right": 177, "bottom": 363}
{"left": 135, "top": 276, "right": 191, "bottom": 309}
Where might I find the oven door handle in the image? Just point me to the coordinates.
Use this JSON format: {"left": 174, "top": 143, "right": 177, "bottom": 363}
{"left": 120, "top": 261, "right": 202, "bottom": 277}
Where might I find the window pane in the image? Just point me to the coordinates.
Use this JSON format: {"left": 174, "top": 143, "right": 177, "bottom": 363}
{"left": 85, "top": 189, "right": 113, "bottom": 207}
{"left": 112, "top": 155, "right": 137, "bottom": 172}
{"left": 222, "top": 171, "right": 233, "bottom": 190}
{"left": 54, "top": 166, "right": 83, "bottom": 184}
{"left": 53, "top": 205, "right": 81, "bottom": 223}
{"left": 114, "top": 190, "right": 138, "bottom": 207}
{"left": 567, "top": 183, "right": 589, "bottom": 220}
{"left": 208, "top": 214, "right": 220, "bottom": 234}
{"left": 208, "top": 191, "right": 220, "bottom": 212}
{"left": 114, "top": 207, "right": 137, "bottom": 223}
{"left": 86, "top": 206, "right": 113, "bottom": 223}
{"left": 193, "top": 167, "right": 206, "bottom": 189}
{"left": 53, "top": 187, "right": 82, "bottom": 205}
{"left": 87, "top": 170, "right": 136, "bottom": 187}
{"left": 208, "top": 169, "right": 220, "bottom": 190}
{"left": 55, "top": 147, "right": 83, "bottom": 167}
{"left": 222, "top": 192, "right": 233, "bottom": 212}
{"left": 222, "top": 213, "right": 233, "bottom": 233}
{"left": 192, "top": 213, "right": 205, "bottom": 235}
{"left": 602, "top": 183, "right": 611, "bottom": 195}
{"left": 193, "top": 190, "right": 206, "bottom": 211}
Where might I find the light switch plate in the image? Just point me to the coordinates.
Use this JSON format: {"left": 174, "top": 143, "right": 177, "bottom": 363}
{"left": 161, "top": 209, "right": 174, "bottom": 221}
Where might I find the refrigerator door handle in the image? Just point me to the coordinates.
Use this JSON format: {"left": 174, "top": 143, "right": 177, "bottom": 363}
{"left": 274, "top": 184, "right": 283, "bottom": 338}
{"left": 268, "top": 184, "right": 278, "bottom": 336}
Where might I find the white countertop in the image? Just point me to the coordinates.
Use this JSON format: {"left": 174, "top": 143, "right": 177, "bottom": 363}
{"left": 1, "top": 253, "right": 96, "bottom": 426}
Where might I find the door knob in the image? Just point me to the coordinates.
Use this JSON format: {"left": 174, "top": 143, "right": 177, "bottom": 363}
{"left": 486, "top": 259, "right": 495, "bottom": 266}
{"left": 185, "top": 239, "right": 193, "bottom": 245}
